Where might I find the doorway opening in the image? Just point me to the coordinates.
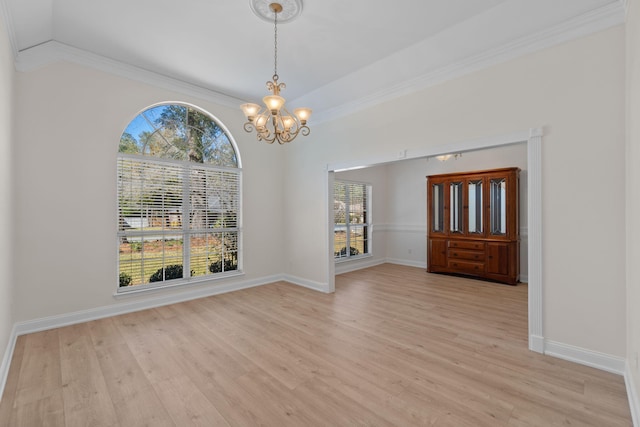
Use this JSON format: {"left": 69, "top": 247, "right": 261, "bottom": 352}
{"left": 326, "top": 128, "right": 543, "bottom": 352}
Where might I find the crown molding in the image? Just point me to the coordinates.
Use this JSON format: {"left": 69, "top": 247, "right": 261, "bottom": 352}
{"left": 14, "top": 41, "right": 245, "bottom": 110}
{"left": 308, "top": 1, "right": 626, "bottom": 124}
{"left": 3, "top": 1, "right": 626, "bottom": 121}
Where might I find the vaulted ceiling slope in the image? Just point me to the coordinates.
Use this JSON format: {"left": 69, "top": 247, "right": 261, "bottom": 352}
{"left": 0, "top": 0, "right": 628, "bottom": 121}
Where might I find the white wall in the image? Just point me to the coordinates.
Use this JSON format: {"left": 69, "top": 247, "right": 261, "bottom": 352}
{"left": 285, "top": 26, "right": 626, "bottom": 357}
{"left": 626, "top": 0, "right": 640, "bottom": 417}
{"left": 12, "top": 61, "right": 286, "bottom": 322}
{"left": 0, "top": 8, "right": 14, "bottom": 385}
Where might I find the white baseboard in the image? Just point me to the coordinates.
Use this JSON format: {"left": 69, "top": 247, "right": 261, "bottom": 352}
{"left": 335, "top": 257, "right": 386, "bottom": 275}
{"left": 539, "top": 339, "right": 637, "bottom": 424}
{"left": 544, "top": 339, "right": 626, "bottom": 375}
{"left": 0, "top": 324, "right": 18, "bottom": 405}
{"left": 625, "top": 363, "right": 640, "bottom": 427}
{"left": 529, "top": 334, "right": 545, "bottom": 353}
{"left": 282, "top": 274, "right": 331, "bottom": 293}
{"left": 334, "top": 257, "right": 424, "bottom": 275}
{"left": 386, "top": 258, "right": 427, "bottom": 269}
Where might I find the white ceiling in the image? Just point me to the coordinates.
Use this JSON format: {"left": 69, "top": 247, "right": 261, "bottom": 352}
{"left": 1, "top": 0, "right": 627, "bottom": 120}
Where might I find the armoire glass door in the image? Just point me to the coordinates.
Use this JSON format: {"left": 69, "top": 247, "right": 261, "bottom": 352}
{"left": 468, "top": 179, "right": 483, "bottom": 235}
{"left": 450, "top": 181, "right": 463, "bottom": 234}
{"left": 431, "top": 182, "right": 444, "bottom": 233}
{"left": 490, "top": 177, "right": 507, "bottom": 235}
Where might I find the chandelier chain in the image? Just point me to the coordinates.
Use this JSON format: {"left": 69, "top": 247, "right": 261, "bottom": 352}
{"left": 273, "top": 9, "right": 278, "bottom": 81}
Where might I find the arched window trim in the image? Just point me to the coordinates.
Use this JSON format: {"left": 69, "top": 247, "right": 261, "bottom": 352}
{"left": 117, "top": 102, "right": 243, "bottom": 293}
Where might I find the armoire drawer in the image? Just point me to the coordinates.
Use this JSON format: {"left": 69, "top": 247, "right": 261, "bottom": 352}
{"left": 448, "top": 260, "right": 484, "bottom": 273}
{"left": 448, "top": 240, "right": 485, "bottom": 251}
{"left": 448, "top": 249, "right": 485, "bottom": 261}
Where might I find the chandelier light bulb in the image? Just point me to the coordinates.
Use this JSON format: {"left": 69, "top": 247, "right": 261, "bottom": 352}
{"left": 240, "top": 103, "right": 261, "bottom": 121}
{"left": 293, "top": 107, "right": 312, "bottom": 125}
{"left": 255, "top": 114, "right": 268, "bottom": 129}
{"left": 282, "top": 115, "right": 295, "bottom": 130}
{"left": 263, "top": 95, "right": 286, "bottom": 114}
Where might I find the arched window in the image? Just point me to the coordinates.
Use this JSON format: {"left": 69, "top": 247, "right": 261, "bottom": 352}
{"left": 117, "top": 103, "right": 241, "bottom": 290}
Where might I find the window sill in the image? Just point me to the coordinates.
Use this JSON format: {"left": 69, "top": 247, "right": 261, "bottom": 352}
{"left": 113, "top": 270, "right": 245, "bottom": 298}
{"left": 334, "top": 254, "right": 372, "bottom": 264}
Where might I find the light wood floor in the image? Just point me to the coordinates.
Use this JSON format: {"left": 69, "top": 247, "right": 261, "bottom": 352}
{"left": 0, "top": 264, "right": 632, "bottom": 426}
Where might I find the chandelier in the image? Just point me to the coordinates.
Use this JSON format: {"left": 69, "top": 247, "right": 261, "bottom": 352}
{"left": 241, "top": 2, "right": 312, "bottom": 144}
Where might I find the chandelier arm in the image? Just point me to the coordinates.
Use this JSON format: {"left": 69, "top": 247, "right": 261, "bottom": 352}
{"left": 258, "top": 124, "right": 276, "bottom": 144}
{"left": 243, "top": 122, "right": 256, "bottom": 133}
{"left": 279, "top": 125, "right": 301, "bottom": 143}
{"left": 258, "top": 133, "right": 276, "bottom": 144}
{"left": 258, "top": 124, "right": 271, "bottom": 138}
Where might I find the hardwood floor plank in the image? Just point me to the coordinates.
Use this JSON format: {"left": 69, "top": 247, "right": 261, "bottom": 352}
{"left": 153, "top": 375, "right": 230, "bottom": 427}
{"left": 191, "top": 367, "right": 293, "bottom": 426}
{"left": 13, "top": 330, "right": 62, "bottom": 408}
{"left": 58, "top": 324, "right": 119, "bottom": 427}
{"left": 151, "top": 304, "right": 254, "bottom": 382}
{"left": 480, "top": 360, "right": 631, "bottom": 426}
{"left": 184, "top": 295, "right": 318, "bottom": 390}
{"left": 111, "top": 310, "right": 184, "bottom": 385}
{"left": 87, "top": 320, "right": 174, "bottom": 427}
{"left": 7, "top": 391, "right": 65, "bottom": 427}
{"left": 0, "top": 334, "right": 26, "bottom": 424}
{"left": 291, "top": 377, "right": 395, "bottom": 426}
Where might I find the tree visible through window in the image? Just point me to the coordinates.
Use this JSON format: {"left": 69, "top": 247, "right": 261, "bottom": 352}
{"left": 117, "top": 103, "right": 241, "bottom": 289}
{"left": 334, "top": 181, "right": 371, "bottom": 260}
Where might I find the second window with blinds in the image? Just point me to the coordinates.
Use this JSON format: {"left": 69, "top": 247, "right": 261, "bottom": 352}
{"left": 334, "top": 180, "right": 371, "bottom": 260}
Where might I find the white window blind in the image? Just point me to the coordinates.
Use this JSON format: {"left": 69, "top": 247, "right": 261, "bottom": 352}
{"left": 334, "top": 180, "right": 371, "bottom": 260}
{"left": 118, "top": 155, "right": 240, "bottom": 287}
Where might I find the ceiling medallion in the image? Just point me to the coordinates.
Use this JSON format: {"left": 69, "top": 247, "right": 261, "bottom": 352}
{"left": 249, "top": 0, "right": 303, "bottom": 24}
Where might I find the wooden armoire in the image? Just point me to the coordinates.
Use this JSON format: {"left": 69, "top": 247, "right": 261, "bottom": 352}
{"left": 427, "top": 167, "right": 520, "bottom": 285}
